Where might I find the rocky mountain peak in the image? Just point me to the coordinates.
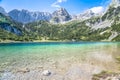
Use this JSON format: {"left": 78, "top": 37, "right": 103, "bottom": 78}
{"left": 82, "top": 9, "right": 95, "bottom": 17}
{"left": 53, "top": 8, "right": 70, "bottom": 17}
{"left": 75, "top": 9, "right": 95, "bottom": 21}
{"left": 51, "top": 8, "right": 71, "bottom": 23}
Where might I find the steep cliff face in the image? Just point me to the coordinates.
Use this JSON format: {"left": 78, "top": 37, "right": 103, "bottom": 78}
{"left": 0, "top": 13, "right": 22, "bottom": 35}
{"left": 0, "top": 23, "right": 22, "bottom": 35}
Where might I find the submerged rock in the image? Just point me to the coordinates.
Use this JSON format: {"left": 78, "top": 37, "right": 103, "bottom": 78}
{"left": 17, "top": 68, "right": 30, "bottom": 73}
{"left": 42, "top": 70, "right": 51, "bottom": 76}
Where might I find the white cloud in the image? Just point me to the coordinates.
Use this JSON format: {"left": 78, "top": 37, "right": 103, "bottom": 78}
{"left": 51, "top": 0, "right": 67, "bottom": 8}
{"left": 90, "top": 6, "right": 104, "bottom": 14}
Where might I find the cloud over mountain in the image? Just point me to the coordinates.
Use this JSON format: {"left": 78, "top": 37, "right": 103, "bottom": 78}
{"left": 90, "top": 6, "right": 104, "bottom": 14}
{"left": 51, "top": 0, "right": 67, "bottom": 8}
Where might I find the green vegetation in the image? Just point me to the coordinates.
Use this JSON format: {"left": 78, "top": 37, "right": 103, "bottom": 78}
{"left": 111, "top": 23, "right": 120, "bottom": 32}
{"left": 0, "top": 13, "right": 30, "bottom": 41}
{"left": 0, "top": 11, "right": 120, "bottom": 42}
{"left": 92, "top": 71, "right": 120, "bottom": 80}
{"left": 22, "top": 20, "right": 112, "bottom": 41}
{"left": 0, "top": 19, "right": 116, "bottom": 42}
{"left": 0, "top": 28, "right": 17, "bottom": 41}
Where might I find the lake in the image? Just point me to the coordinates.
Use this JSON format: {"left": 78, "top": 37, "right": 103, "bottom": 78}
{"left": 0, "top": 42, "right": 120, "bottom": 80}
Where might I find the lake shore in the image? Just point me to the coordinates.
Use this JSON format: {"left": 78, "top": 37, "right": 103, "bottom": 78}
{"left": 0, "top": 40, "right": 70, "bottom": 43}
{"left": 0, "top": 42, "right": 120, "bottom": 80}
{"left": 0, "top": 39, "right": 115, "bottom": 44}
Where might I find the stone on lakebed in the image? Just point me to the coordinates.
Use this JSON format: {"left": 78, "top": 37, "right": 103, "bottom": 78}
{"left": 42, "top": 70, "right": 51, "bottom": 76}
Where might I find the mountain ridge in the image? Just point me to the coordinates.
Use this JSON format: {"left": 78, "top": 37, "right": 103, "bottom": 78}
{"left": 8, "top": 9, "right": 52, "bottom": 23}
{"left": 0, "top": 6, "right": 104, "bottom": 24}
{"left": 0, "top": 0, "right": 120, "bottom": 41}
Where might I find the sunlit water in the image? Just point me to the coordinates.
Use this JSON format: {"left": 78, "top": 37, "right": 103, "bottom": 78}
{"left": 0, "top": 42, "right": 120, "bottom": 80}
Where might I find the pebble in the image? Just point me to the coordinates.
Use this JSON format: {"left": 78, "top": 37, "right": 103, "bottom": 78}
{"left": 42, "top": 70, "right": 51, "bottom": 76}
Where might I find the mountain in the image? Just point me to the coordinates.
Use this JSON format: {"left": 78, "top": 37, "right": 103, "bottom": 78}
{"left": 50, "top": 8, "right": 72, "bottom": 23}
{"left": 0, "top": 13, "right": 22, "bottom": 35}
{"left": 0, "top": 12, "right": 25, "bottom": 41}
{"left": 8, "top": 8, "right": 72, "bottom": 24}
{"left": 81, "top": 0, "right": 120, "bottom": 29}
{"left": 110, "top": 0, "right": 120, "bottom": 7}
{"left": 76, "top": 10, "right": 95, "bottom": 20}
{"left": 0, "top": 6, "right": 8, "bottom": 16}
{"left": 90, "top": 0, "right": 120, "bottom": 29}
{"left": 8, "top": 8, "right": 97, "bottom": 24}
{"left": 8, "top": 8, "right": 96, "bottom": 24}
{"left": 8, "top": 9, "right": 52, "bottom": 23}
{"left": 0, "top": 0, "right": 120, "bottom": 41}
{"left": 0, "top": 7, "right": 24, "bottom": 41}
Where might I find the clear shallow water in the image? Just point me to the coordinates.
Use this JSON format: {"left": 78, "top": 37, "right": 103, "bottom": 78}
{"left": 0, "top": 42, "right": 120, "bottom": 80}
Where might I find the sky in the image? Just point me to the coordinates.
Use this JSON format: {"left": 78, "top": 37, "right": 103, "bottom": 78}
{"left": 0, "top": 0, "right": 111, "bottom": 14}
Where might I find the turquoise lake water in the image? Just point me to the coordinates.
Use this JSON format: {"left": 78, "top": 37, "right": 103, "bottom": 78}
{"left": 0, "top": 42, "right": 120, "bottom": 80}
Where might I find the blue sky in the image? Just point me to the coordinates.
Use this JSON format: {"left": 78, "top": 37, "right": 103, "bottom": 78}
{"left": 0, "top": 0, "right": 111, "bottom": 14}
